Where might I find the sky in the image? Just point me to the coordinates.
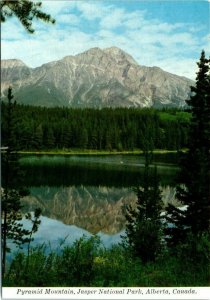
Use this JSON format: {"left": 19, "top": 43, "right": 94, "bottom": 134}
{"left": 1, "top": 0, "right": 210, "bottom": 79}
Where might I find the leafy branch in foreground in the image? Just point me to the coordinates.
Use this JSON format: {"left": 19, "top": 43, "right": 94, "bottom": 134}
{"left": 0, "top": 0, "right": 55, "bottom": 33}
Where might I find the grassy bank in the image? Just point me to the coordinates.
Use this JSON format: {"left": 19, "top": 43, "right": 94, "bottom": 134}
{"left": 18, "top": 149, "right": 181, "bottom": 156}
{"left": 3, "top": 236, "right": 209, "bottom": 287}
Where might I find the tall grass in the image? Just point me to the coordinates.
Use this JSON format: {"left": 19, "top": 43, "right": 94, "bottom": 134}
{"left": 3, "top": 235, "right": 209, "bottom": 287}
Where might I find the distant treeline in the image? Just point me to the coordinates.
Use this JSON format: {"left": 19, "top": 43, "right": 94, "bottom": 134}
{"left": 1, "top": 103, "right": 190, "bottom": 151}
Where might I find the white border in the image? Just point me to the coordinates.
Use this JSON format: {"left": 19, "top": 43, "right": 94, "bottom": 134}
{"left": 2, "top": 287, "right": 210, "bottom": 300}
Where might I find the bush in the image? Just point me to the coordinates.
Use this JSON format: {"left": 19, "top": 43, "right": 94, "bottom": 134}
{"left": 56, "top": 235, "right": 100, "bottom": 286}
{"left": 3, "top": 234, "right": 209, "bottom": 287}
{"left": 4, "top": 245, "right": 57, "bottom": 286}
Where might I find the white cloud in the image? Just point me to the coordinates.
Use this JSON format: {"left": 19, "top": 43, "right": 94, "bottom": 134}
{"left": 100, "top": 8, "right": 125, "bottom": 29}
{"left": 59, "top": 14, "right": 80, "bottom": 25}
{"left": 40, "top": 1, "right": 74, "bottom": 16}
{"left": 1, "top": 1, "right": 208, "bottom": 79}
{"left": 154, "top": 58, "right": 198, "bottom": 79}
{"left": 2, "top": 19, "right": 27, "bottom": 40}
{"left": 75, "top": 2, "right": 107, "bottom": 20}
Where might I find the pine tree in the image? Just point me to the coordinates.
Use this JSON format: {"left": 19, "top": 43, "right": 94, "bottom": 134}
{"left": 32, "top": 124, "right": 43, "bottom": 149}
{"left": 1, "top": 88, "right": 41, "bottom": 276}
{"left": 123, "top": 159, "right": 163, "bottom": 262}
{"left": 1, "top": 0, "right": 55, "bottom": 33}
{"left": 165, "top": 51, "right": 210, "bottom": 246}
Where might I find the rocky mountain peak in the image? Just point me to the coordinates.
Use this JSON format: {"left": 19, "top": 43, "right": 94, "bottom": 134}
{"left": 83, "top": 47, "right": 103, "bottom": 55}
{"left": 1, "top": 47, "right": 194, "bottom": 108}
{"left": 104, "top": 46, "right": 138, "bottom": 65}
{"left": 1, "top": 59, "right": 28, "bottom": 69}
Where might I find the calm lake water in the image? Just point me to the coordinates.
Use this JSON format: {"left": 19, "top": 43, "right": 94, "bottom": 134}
{"left": 10, "top": 154, "right": 179, "bottom": 253}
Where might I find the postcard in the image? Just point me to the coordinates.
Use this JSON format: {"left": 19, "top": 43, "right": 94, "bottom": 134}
{"left": 1, "top": 1, "right": 209, "bottom": 299}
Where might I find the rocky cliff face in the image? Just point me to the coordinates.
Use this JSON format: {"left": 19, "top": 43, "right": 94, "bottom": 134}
{"left": 21, "top": 185, "right": 179, "bottom": 234}
{"left": 1, "top": 59, "right": 32, "bottom": 95}
{"left": 1, "top": 59, "right": 28, "bottom": 68}
{"left": 1, "top": 47, "right": 193, "bottom": 108}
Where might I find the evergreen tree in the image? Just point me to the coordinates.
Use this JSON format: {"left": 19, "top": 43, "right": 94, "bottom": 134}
{"left": 33, "top": 124, "right": 43, "bottom": 149}
{"left": 165, "top": 51, "right": 210, "bottom": 246}
{"left": 123, "top": 157, "right": 163, "bottom": 262}
{"left": 60, "top": 121, "right": 72, "bottom": 149}
{"left": 1, "top": 88, "right": 41, "bottom": 276}
{"left": 1, "top": 0, "right": 55, "bottom": 33}
{"left": 43, "top": 126, "right": 55, "bottom": 149}
{"left": 77, "top": 128, "right": 88, "bottom": 149}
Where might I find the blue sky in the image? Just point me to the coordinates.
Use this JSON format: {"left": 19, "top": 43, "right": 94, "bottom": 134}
{"left": 1, "top": 0, "right": 210, "bottom": 79}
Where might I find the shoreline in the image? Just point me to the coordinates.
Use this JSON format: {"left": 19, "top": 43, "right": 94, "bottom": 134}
{"left": 17, "top": 149, "right": 181, "bottom": 156}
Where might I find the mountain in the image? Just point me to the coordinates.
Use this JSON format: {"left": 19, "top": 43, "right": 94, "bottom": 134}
{"left": 1, "top": 47, "right": 194, "bottom": 108}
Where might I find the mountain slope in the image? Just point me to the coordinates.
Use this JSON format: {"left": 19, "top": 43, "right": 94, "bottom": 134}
{"left": 1, "top": 47, "right": 194, "bottom": 108}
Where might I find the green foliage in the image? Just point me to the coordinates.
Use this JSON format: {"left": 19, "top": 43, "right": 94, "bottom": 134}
{"left": 5, "top": 245, "right": 57, "bottom": 286}
{"left": 1, "top": 88, "right": 41, "bottom": 276}
{"left": 0, "top": 0, "right": 55, "bottom": 33}
{"left": 56, "top": 235, "right": 100, "bottom": 286}
{"left": 1, "top": 88, "right": 28, "bottom": 275}
{"left": 123, "top": 164, "right": 164, "bottom": 263}
{"left": 175, "top": 232, "right": 210, "bottom": 267}
{"left": 3, "top": 235, "right": 209, "bottom": 287}
{"left": 165, "top": 51, "right": 210, "bottom": 245}
{"left": 1, "top": 105, "right": 190, "bottom": 151}
{"left": 93, "top": 245, "right": 141, "bottom": 286}
{"left": 159, "top": 111, "right": 191, "bottom": 122}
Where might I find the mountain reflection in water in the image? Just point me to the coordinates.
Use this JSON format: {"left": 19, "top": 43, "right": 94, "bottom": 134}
{"left": 21, "top": 185, "right": 177, "bottom": 235}
{"left": 18, "top": 154, "right": 178, "bottom": 248}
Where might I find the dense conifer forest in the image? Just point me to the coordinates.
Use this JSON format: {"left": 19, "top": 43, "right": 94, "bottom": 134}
{"left": 1, "top": 103, "right": 190, "bottom": 151}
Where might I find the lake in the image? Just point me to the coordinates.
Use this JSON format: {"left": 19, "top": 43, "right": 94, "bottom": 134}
{"left": 11, "top": 154, "right": 179, "bottom": 252}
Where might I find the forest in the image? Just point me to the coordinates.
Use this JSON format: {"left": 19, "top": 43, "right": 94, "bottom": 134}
{"left": 1, "top": 103, "right": 190, "bottom": 151}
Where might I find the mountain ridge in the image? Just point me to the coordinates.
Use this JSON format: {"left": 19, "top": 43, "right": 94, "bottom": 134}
{"left": 1, "top": 47, "right": 194, "bottom": 108}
